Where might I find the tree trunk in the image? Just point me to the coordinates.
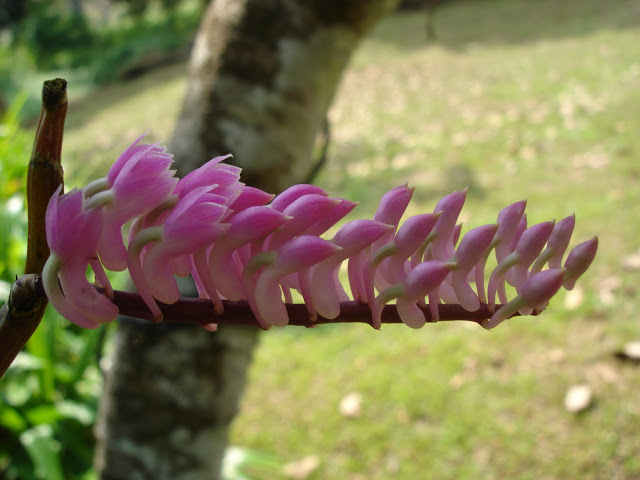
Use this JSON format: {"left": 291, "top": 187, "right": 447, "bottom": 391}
{"left": 67, "top": 0, "right": 85, "bottom": 17}
{"left": 94, "top": 1, "right": 399, "bottom": 479}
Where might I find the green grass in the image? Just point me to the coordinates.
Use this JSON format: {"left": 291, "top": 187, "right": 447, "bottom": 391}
{"left": 58, "top": 0, "right": 640, "bottom": 478}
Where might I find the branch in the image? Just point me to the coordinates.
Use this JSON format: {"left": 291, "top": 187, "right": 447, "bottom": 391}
{"left": 26, "top": 78, "right": 67, "bottom": 274}
{"left": 25, "top": 276, "right": 521, "bottom": 329}
{"left": 110, "top": 291, "right": 518, "bottom": 328}
{"left": 0, "top": 79, "right": 67, "bottom": 378}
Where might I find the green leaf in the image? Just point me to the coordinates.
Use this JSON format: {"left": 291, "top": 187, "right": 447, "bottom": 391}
{"left": 5, "top": 352, "right": 42, "bottom": 373}
{"left": 24, "top": 317, "right": 56, "bottom": 402}
{"left": 23, "top": 405, "right": 61, "bottom": 426}
{"left": 70, "top": 327, "right": 106, "bottom": 385}
{"left": 55, "top": 400, "right": 96, "bottom": 426}
{"left": 19, "top": 425, "right": 65, "bottom": 480}
{"left": 0, "top": 404, "right": 28, "bottom": 433}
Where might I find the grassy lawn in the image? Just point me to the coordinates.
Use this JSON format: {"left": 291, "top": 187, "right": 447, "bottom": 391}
{"left": 59, "top": 0, "right": 640, "bottom": 478}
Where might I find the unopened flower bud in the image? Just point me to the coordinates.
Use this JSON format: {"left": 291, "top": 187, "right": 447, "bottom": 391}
{"left": 563, "top": 236, "right": 598, "bottom": 290}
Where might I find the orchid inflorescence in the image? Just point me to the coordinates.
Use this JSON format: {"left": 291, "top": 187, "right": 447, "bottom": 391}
{"left": 42, "top": 135, "right": 597, "bottom": 331}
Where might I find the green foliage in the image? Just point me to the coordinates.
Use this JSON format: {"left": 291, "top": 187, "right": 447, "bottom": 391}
{"left": 0, "top": 0, "right": 28, "bottom": 30}
{"left": 89, "top": 10, "right": 200, "bottom": 84}
{"left": 0, "top": 92, "right": 30, "bottom": 300}
{"left": 18, "top": 6, "right": 95, "bottom": 69}
{"left": 0, "top": 0, "right": 204, "bottom": 120}
{"left": 0, "top": 316, "right": 107, "bottom": 480}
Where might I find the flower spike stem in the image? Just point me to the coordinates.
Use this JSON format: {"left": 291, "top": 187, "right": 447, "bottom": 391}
{"left": 0, "top": 79, "right": 67, "bottom": 378}
{"left": 91, "top": 284, "right": 519, "bottom": 328}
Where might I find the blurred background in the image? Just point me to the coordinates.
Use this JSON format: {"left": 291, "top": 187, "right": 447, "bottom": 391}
{"left": 1, "top": 0, "right": 639, "bottom": 479}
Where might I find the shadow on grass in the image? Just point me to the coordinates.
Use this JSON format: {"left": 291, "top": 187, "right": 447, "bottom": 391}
{"left": 373, "top": 0, "right": 640, "bottom": 52}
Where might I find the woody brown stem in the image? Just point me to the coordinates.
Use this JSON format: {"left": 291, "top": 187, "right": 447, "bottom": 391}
{"left": 0, "top": 79, "right": 67, "bottom": 379}
{"left": 26, "top": 78, "right": 67, "bottom": 274}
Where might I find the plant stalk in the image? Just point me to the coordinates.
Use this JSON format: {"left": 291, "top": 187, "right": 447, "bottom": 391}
{"left": 27, "top": 277, "right": 520, "bottom": 329}
{"left": 0, "top": 79, "right": 67, "bottom": 379}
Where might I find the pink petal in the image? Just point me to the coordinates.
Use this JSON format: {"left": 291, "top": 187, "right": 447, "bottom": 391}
{"left": 403, "top": 261, "right": 456, "bottom": 301}
{"left": 521, "top": 269, "right": 565, "bottom": 308}
{"left": 269, "top": 184, "right": 328, "bottom": 212}
{"left": 373, "top": 184, "right": 414, "bottom": 227}
{"left": 384, "top": 213, "right": 440, "bottom": 284}
{"left": 173, "top": 155, "right": 236, "bottom": 196}
{"left": 106, "top": 134, "right": 153, "bottom": 184}
{"left": 210, "top": 250, "right": 245, "bottom": 301}
{"left": 429, "top": 189, "right": 467, "bottom": 261}
{"left": 309, "top": 263, "right": 341, "bottom": 319}
{"left": 348, "top": 249, "right": 369, "bottom": 302}
{"left": 229, "top": 186, "right": 274, "bottom": 213}
{"left": 395, "top": 213, "right": 440, "bottom": 258}
{"left": 297, "top": 268, "right": 317, "bottom": 320}
{"left": 170, "top": 255, "right": 193, "bottom": 277}
{"left": 332, "top": 219, "right": 393, "bottom": 256}
{"left": 59, "top": 259, "right": 119, "bottom": 322}
{"left": 510, "top": 220, "right": 555, "bottom": 288}
{"left": 273, "top": 236, "right": 342, "bottom": 275}
{"left": 396, "top": 298, "right": 427, "bottom": 329}
{"left": 45, "top": 185, "right": 62, "bottom": 250}
{"left": 265, "top": 195, "right": 339, "bottom": 250}
{"left": 451, "top": 224, "right": 498, "bottom": 311}
{"left": 225, "top": 206, "right": 291, "bottom": 246}
{"left": 303, "top": 199, "right": 358, "bottom": 237}
{"left": 546, "top": 213, "right": 576, "bottom": 269}
{"left": 371, "top": 184, "right": 414, "bottom": 252}
{"left": 143, "top": 249, "right": 181, "bottom": 304}
{"left": 494, "top": 200, "right": 527, "bottom": 262}
{"left": 254, "top": 272, "right": 289, "bottom": 326}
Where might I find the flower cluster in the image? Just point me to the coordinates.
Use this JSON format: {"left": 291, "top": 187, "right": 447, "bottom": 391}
{"left": 42, "top": 136, "right": 598, "bottom": 331}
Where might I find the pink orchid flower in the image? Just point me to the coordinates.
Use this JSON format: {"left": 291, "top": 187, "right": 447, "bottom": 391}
{"left": 449, "top": 223, "right": 499, "bottom": 311}
{"left": 83, "top": 135, "right": 178, "bottom": 271}
{"left": 127, "top": 187, "right": 229, "bottom": 321}
{"left": 531, "top": 214, "right": 576, "bottom": 273}
{"left": 42, "top": 187, "right": 118, "bottom": 329}
{"left": 484, "top": 269, "right": 565, "bottom": 330}
{"left": 243, "top": 236, "right": 341, "bottom": 328}
{"left": 363, "top": 212, "right": 441, "bottom": 307}
{"left": 475, "top": 200, "right": 527, "bottom": 303}
{"left": 372, "top": 261, "right": 456, "bottom": 329}
{"left": 197, "top": 206, "right": 291, "bottom": 308}
{"left": 306, "top": 219, "right": 392, "bottom": 320}
{"left": 487, "top": 220, "right": 555, "bottom": 310}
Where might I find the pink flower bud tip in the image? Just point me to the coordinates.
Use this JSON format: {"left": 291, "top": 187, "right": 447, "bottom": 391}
{"left": 563, "top": 236, "right": 598, "bottom": 290}
{"left": 374, "top": 184, "right": 415, "bottom": 226}
{"left": 269, "top": 184, "right": 328, "bottom": 212}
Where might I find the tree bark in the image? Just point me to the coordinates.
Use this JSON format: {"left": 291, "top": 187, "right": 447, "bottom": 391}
{"left": 95, "top": 1, "right": 400, "bottom": 479}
